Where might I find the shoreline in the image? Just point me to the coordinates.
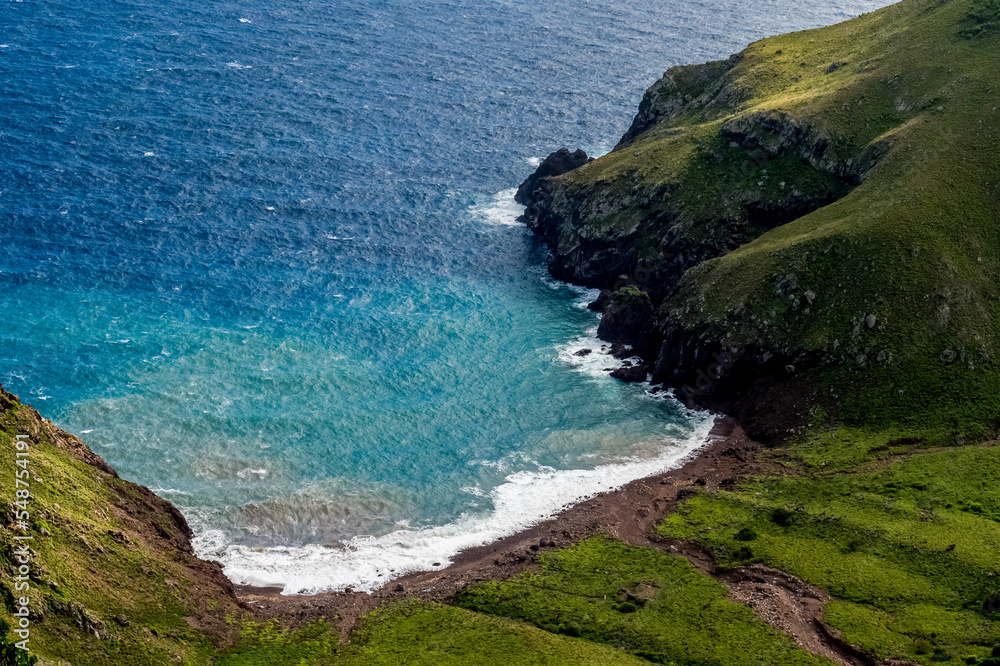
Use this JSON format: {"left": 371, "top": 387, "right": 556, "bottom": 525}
{"left": 236, "top": 413, "right": 756, "bottom": 638}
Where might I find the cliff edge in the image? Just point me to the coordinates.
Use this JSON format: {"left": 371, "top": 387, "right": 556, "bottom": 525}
{"left": 520, "top": 0, "right": 1000, "bottom": 443}
{"left": 0, "top": 386, "right": 248, "bottom": 664}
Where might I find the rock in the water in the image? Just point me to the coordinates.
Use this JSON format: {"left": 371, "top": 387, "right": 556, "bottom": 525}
{"left": 597, "top": 285, "right": 656, "bottom": 345}
{"left": 611, "top": 364, "right": 648, "bottom": 382}
{"left": 515, "top": 148, "right": 592, "bottom": 206}
{"left": 587, "top": 289, "right": 612, "bottom": 312}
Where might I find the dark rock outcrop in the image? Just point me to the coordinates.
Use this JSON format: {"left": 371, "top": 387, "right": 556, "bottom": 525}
{"left": 514, "top": 148, "right": 592, "bottom": 206}
{"left": 610, "top": 364, "right": 649, "bottom": 383}
{"left": 519, "top": 109, "right": 871, "bottom": 306}
{"left": 597, "top": 286, "right": 659, "bottom": 356}
{"left": 719, "top": 109, "right": 888, "bottom": 184}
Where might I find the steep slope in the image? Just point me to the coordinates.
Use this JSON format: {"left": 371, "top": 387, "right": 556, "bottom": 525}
{"left": 521, "top": 0, "right": 1000, "bottom": 442}
{"left": 0, "top": 386, "right": 249, "bottom": 664}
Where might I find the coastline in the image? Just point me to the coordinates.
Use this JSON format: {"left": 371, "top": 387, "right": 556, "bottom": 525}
{"left": 236, "top": 414, "right": 874, "bottom": 665}
{"left": 235, "top": 414, "right": 753, "bottom": 637}
{"left": 11, "top": 0, "right": 1000, "bottom": 660}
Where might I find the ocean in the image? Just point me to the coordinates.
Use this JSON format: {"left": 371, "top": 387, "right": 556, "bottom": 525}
{"left": 0, "top": 0, "right": 890, "bottom": 593}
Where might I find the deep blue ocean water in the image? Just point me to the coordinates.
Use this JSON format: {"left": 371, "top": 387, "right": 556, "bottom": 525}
{"left": 1, "top": 0, "right": 891, "bottom": 593}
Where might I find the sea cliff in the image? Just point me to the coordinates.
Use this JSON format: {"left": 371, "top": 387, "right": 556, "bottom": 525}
{"left": 7, "top": 0, "right": 1000, "bottom": 663}
{"left": 519, "top": 0, "right": 1000, "bottom": 444}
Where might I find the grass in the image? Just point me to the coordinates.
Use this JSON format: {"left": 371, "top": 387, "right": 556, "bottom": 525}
{"left": 335, "top": 600, "right": 651, "bottom": 666}
{"left": 540, "top": 0, "right": 1000, "bottom": 437}
{"left": 456, "top": 536, "right": 832, "bottom": 665}
{"left": 217, "top": 602, "right": 653, "bottom": 666}
{"left": 215, "top": 620, "right": 338, "bottom": 666}
{"left": 0, "top": 391, "right": 245, "bottom": 665}
{"left": 658, "top": 441, "right": 1000, "bottom": 664}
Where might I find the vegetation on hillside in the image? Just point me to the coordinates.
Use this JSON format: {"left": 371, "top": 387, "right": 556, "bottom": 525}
{"left": 8, "top": 0, "right": 1000, "bottom": 663}
{"left": 659, "top": 439, "right": 1000, "bottom": 664}
{"left": 529, "top": 0, "right": 1000, "bottom": 441}
{"left": 0, "top": 389, "right": 247, "bottom": 664}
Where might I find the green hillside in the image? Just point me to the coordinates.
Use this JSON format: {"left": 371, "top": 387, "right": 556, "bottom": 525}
{"left": 9, "top": 0, "right": 1000, "bottom": 663}
{"left": 526, "top": 0, "right": 1000, "bottom": 442}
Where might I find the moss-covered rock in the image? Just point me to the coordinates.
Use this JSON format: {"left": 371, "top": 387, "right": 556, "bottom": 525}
{"left": 596, "top": 285, "right": 657, "bottom": 351}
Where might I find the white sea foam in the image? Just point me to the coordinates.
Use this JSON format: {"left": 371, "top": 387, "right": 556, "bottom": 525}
{"left": 526, "top": 156, "right": 542, "bottom": 167}
{"left": 557, "top": 325, "right": 643, "bottom": 380}
{"left": 469, "top": 188, "right": 524, "bottom": 227}
{"left": 236, "top": 467, "right": 269, "bottom": 479}
{"left": 568, "top": 285, "right": 601, "bottom": 310}
{"left": 192, "top": 412, "right": 713, "bottom": 595}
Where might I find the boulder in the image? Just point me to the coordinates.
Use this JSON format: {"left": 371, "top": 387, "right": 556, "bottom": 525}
{"left": 597, "top": 285, "right": 656, "bottom": 345}
{"left": 610, "top": 364, "right": 649, "bottom": 382}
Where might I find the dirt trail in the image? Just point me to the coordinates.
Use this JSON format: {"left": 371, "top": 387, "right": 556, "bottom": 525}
{"left": 238, "top": 417, "right": 872, "bottom": 666}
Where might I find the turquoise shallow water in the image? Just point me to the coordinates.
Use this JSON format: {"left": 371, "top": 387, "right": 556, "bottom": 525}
{"left": 1, "top": 0, "right": 891, "bottom": 592}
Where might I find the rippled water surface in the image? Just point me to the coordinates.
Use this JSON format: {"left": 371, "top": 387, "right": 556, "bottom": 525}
{"left": 1, "top": 0, "right": 892, "bottom": 592}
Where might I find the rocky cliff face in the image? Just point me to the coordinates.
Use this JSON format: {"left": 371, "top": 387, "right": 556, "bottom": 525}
{"left": 520, "top": 0, "right": 1000, "bottom": 440}
{"left": 518, "top": 82, "right": 881, "bottom": 303}
{"left": 518, "top": 79, "right": 882, "bottom": 430}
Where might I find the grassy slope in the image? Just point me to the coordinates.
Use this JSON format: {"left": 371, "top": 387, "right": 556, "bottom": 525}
{"left": 558, "top": 0, "right": 1000, "bottom": 438}
{"left": 684, "top": 0, "right": 1000, "bottom": 436}
{"left": 0, "top": 389, "right": 248, "bottom": 664}
{"left": 659, "top": 440, "right": 1000, "bottom": 664}
{"left": 455, "top": 537, "right": 831, "bottom": 666}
